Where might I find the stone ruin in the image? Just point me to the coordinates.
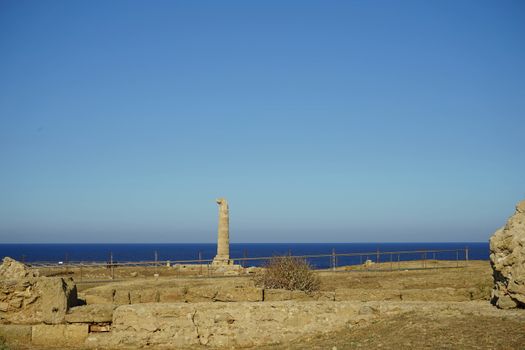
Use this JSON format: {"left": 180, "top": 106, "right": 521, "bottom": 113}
{"left": 212, "top": 198, "right": 234, "bottom": 266}
{"left": 0, "top": 257, "right": 79, "bottom": 324}
{"left": 490, "top": 199, "right": 525, "bottom": 309}
{"left": 0, "top": 257, "right": 92, "bottom": 348}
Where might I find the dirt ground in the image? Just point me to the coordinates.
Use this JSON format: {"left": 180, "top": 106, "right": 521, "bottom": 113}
{"left": 318, "top": 260, "right": 491, "bottom": 293}
{"left": 263, "top": 312, "right": 525, "bottom": 350}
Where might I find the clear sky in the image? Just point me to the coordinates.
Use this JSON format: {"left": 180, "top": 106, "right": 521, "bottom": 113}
{"left": 1, "top": 1, "right": 524, "bottom": 243}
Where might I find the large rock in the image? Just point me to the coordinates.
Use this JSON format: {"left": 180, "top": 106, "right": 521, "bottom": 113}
{"left": 490, "top": 200, "right": 525, "bottom": 309}
{"left": 0, "top": 257, "right": 79, "bottom": 324}
{"left": 0, "top": 257, "right": 38, "bottom": 279}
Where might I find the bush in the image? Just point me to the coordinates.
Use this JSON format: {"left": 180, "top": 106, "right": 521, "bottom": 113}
{"left": 253, "top": 256, "right": 320, "bottom": 293}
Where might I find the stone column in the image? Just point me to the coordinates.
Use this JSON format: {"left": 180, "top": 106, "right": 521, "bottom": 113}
{"left": 212, "top": 198, "right": 233, "bottom": 265}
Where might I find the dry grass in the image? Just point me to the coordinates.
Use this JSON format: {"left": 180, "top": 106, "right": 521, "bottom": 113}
{"left": 262, "top": 312, "right": 525, "bottom": 350}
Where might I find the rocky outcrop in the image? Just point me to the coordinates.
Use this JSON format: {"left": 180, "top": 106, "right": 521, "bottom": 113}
{"left": 490, "top": 200, "right": 525, "bottom": 309}
{"left": 0, "top": 257, "right": 79, "bottom": 324}
{"left": 0, "top": 257, "right": 38, "bottom": 279}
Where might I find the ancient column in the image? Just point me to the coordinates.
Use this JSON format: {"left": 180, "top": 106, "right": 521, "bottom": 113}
{"left": 212, "top": 198, "right": 233, "bottom": 265}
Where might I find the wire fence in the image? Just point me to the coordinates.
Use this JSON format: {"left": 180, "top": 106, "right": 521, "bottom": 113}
{"left": 28, "top": 247, "right": 470, "bottom": 282}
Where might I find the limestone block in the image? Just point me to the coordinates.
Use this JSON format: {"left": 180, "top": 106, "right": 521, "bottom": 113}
{"left": 184, "top": 285, "right": 219, "bottom": 302}
{"left": 32, "top": 324, "right": 88, "bottom": 347}
{"left": 134, "top": 288, "right": 159, "bottom": 303}
{"left": 113, "top": 290, "right": 130, "bottom": 305}
{"left": 0, "top": 324, "right": 32, "bottom": 347}
{"left": 37, "top": 277, "right": 78, "bottom": 324}
{"left": 89, "top": 324, "right": 111, "bottom": 332}
{"left": 83, "top": 286, "right": 115, "bottom": 305}
{"left": 335, "top": 288, "right": 402, "bottom": 302}
{"left": 85, "top": 294, "right": 113, "bottom": 305}
{"left": 214, "top": 285, "right": 263, "bottom": 302}
{"left": 158, "top": 287, "right": 187, "bottom": 303}
{"left": 109, "top": 301, "right": 362, "bottom": 348}
{"left": 0, "top": 301, "right": 8, "bottom": 312}
{"left": 65, "top": 304, "right": 115, "bottom": 323}
{"left": 264, "top": 289, "right": 312, "bottom": 301}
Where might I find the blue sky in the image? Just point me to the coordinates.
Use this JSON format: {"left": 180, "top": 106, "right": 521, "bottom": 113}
{"left": 1, "top": 0, "right": 524, "bottom": 243}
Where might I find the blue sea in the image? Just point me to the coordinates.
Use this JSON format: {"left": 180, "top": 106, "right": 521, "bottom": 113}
{"left": 0, "top": 242, "right": 488, "bottom": 269}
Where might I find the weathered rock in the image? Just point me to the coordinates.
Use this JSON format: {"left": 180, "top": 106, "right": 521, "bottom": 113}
{"left": 157, "top": 287, "right": 186, "bottom": 303}
{"left": 65, "top": 304, "right": 115, "bottom": 323}
{"left": 0, "top": 257, "right": 38, "bottom": 280}
{"left": 0, "top": 324, "right": 32, "bottom": 347}
{"left": 85, "top": 282, "right": 263, "bottom": 305}
{"left": 490, "top": 200, "right": 525, "bottom": 309}
{"left": 113, "top": 289, "right": 130, "bottom": 305}
{"left": 83, "top": 287, "right": 115, "bottom": 305}
{"left": 0, "top": 257, "right": 78, "bottom": 324}
{"left": 108, "top": 301, "right": 363, "bottom": 348}
{"left": 32, "top": 324, "right": 88, "bottom": 347}
{"left": 264, "top": 289, "right": 334, "bottom": 301}
{"left": 335, "top": 288, "right": 402, "bottom": 301}
{"left": 38, "top": 277, "right": 79, "bottom": 324}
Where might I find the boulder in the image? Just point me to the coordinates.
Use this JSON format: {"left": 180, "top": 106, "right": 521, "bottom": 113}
{"left": 490, "top": 200, "right": 525, "bottom": 309}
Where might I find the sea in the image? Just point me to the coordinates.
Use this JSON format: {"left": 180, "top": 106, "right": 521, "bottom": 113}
{"left": 0, "top": 242, "right": 489, "bottom": 269}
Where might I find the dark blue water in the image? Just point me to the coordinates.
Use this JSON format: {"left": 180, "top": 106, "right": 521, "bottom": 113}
{"left": 0, "top": 242, "right": 488, "bottom": 268}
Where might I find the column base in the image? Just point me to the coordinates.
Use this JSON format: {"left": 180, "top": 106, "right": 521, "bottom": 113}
{"left": 212, "top": 255, "right": 234, "bottom": 266}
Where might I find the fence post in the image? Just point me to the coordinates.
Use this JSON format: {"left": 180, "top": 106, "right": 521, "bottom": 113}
{"left": 456, "top": 249, "right": 459, "bottom": 267}
{"left": 332, "top": 249, "right": 336, "bottom": 271}
{"left": 397, "top": 254, "right": 400, "bottom": 270}
{"left": 110, "top": 252, "right": 114, "bottom": 280}
{"left": 154, "top": 251, "right": 158, "bottom": 276}
{"left": 465, "top": 246, "right": 469, "bottom": 267}
{"left": 199, "top": 252, "right": 203, "bottom": 275}
{"left": 390, "top": 253, "right": 393, "bottom": 271}
{"left": 376, "top": 249, "right": 380, "bottom": 264}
